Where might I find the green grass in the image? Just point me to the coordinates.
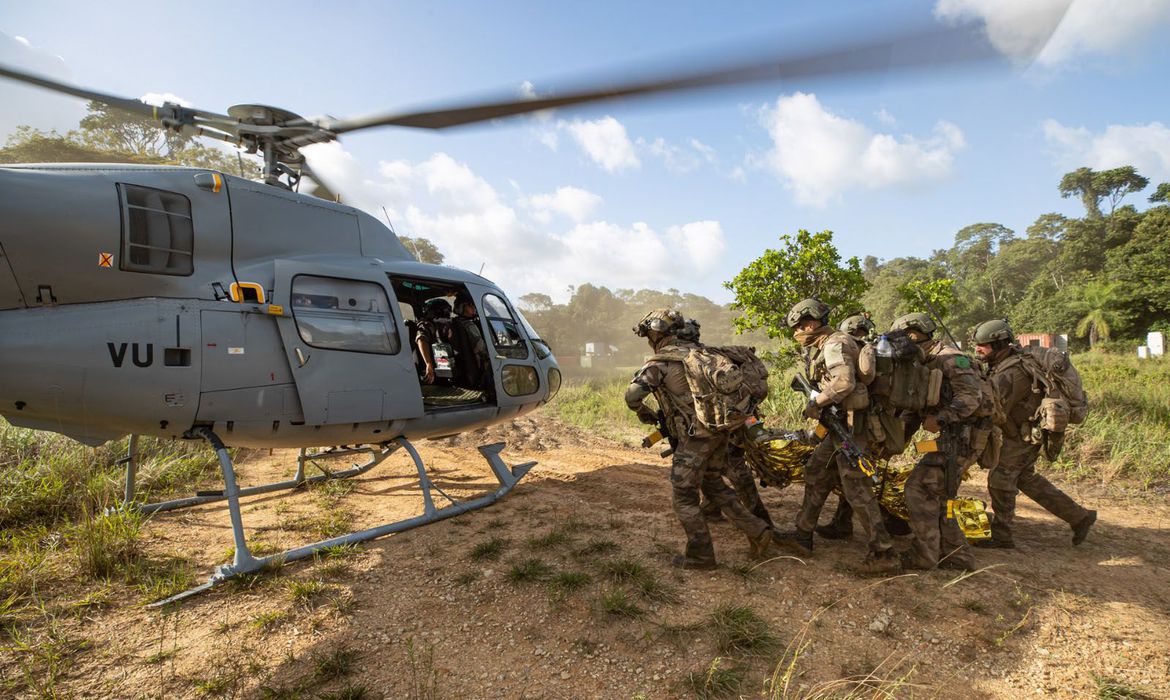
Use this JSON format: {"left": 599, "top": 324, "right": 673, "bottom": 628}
{"left": 313, "top": 646, "right": 360, "bottom": 682}
{"left": 287, "top": 578, "right": 326, "bottom": 605}
{"left": 506, "top": 558, "right": 554, "bottom": 583}
{"left": 546, "top": 377, "right": 646, "bottom": 438}
{"left": 710, "top": 604, "right": 779, "bottom": 656}
{"left": 685, "top": 656, "right": 745, "bottom": 699}
{"left": 526, "top": 529, "right": 571, "bottom": 550}
{"left": 599, "top": 588, "right": 644, "bottom": 618}
{"left": 1093, "top": 673, "right": 1154, "bottom": 700}
{"left": 599, "top": 558, "right": 648, "bottom": 583}
{"left": 548, "top": 571, "right": 592, "bottom": 600}
{"left": 1053, "top": 354, "right": 1170, "bottom": 487}
{"left": 470, "top": 536, "right": 508, "bottom": 561}
{"left": 574, "top": 538, "right": 619, "bottom": 558}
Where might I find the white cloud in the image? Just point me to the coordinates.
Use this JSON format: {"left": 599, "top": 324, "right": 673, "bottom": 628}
{"left": 934, "top": 0, "right": 1170, "bottom": 67}
{"left": 0, "top": 31, "right": 86, "bottom": 139}
{"left": 691, "top": 139, "right": 717, "bottom": 164}
{"left": 139, "top": 92, "right": 193, "bottom": 108}
{"left": 519, "top": 186, "right": 603, "bottom": 224}
{"left": 302, "top": 144, "right": 725, "bottom": 300}
{"left": 760, "top": 92, "right": 966, "bottom": 207}
{"left": 875, "top": 108, "right": 897, "bottom": 126}
{"left": 1043, "top": 119, "right": 1170, "bottom": 182}
{"left": 565, "top": 116, "right": 640, "bottom": 172}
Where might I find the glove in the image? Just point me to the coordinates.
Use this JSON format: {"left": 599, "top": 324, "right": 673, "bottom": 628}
{"left": 636, "top": 406, "right": 658, "bottom": 425}
{"left": 802, "top": 400, "right": 822, "bottom": 420}
{"left": 922, "top": 414, "right": 943, "bottom": 433}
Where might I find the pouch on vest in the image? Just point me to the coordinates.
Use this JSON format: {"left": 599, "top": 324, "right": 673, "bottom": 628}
{"left": 431, "top": 342, "right": 455, "bottom": 379}
{"left": 1037, "top": 396, "right": 1070, "bottom": 433}
{"left": 978, "top": 426, "right": 1002, "bottom": 470}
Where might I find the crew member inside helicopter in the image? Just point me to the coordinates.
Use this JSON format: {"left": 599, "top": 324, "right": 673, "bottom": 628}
{"left": 414, "top": 298, "right": 456, "bottom": 385}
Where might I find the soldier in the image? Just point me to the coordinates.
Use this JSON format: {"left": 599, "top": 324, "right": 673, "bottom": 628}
{"left": 675, "top": 319, "right": 774, "bottom": 527}
{"left": 813, "top": 313, "right": 877, "bottom": 540}
{"left": 971, "top": 319, "right": 1097, "bottom": 548}
{"left": 889, "top": 313, "right": 979, "bottom": 571}
{"left": 625, "top": 309, "right": 779, "bottom": 569}
{"left": 775, "top": 299, "right": 899, "bottom": 573}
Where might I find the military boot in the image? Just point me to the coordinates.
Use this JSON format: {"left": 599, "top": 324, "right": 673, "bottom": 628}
{"left": 814, "top": 522, "right": 853, "bottom": 540}
{"left": 1072, "top": 510, "right": 1097, "bottom": 546}
{"left": 857, "top": 550, "right": 901, "bottom": 575}
{"left": 773, "top": 529, "right": 813, "bottom": 557}
{"left": 671, "top": 554, "right": 718, "bottom": 571}
{"left": 746, "top": 528, "right": 780, "bottom": 560}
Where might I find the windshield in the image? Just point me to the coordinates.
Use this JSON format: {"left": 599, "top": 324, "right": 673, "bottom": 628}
{"left": 516, "top": 310, "right": 552, "bottom": 360}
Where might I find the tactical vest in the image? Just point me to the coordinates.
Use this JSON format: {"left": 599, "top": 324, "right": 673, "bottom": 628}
{"left": 652, "top": 344, "right": 769, "bottom": 432}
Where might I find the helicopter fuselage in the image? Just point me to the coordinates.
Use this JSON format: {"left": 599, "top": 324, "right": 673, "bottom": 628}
{"left": 0, "top": 164, "right": 560, "bottom": 448}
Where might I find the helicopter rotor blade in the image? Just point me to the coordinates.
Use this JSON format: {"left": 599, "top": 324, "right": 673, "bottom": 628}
{"left": 0, "top": 64, "right": 234, "bottom": 124}
{"left": 322, "top": 19, "right": 1008, "bottom": 135}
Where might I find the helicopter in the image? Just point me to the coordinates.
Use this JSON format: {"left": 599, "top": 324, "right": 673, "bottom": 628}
{"left": 0, "top": 13, "right": 1051, "bottom": 604}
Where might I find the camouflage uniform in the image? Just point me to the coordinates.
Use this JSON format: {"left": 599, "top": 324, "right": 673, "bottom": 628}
{"left": 626, "top": 337, "right": 772, "bottom": 567}
{"left": 902, "top": 340, "right": 980, "bottom": 570}
{"left": 701, "top": 442, "right": 774, "bottom": 526}
{"left": 983, "top": 347, "right": 1092, "bottom": 545}
{"left": 791, "top": 326, "right": 894, "bottom": 557}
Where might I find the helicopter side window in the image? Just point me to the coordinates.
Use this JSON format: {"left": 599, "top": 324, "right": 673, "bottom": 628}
{"left": 291, "top": 275, "right": 400, "bottom": 354}
{"left": 481, "top": 293, "right": 528, "bottom": 361}
{"left": 117, "top": 184, "right": 194, "bottom": 276}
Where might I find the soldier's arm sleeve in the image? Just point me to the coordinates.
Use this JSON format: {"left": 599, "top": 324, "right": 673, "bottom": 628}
{"left": 934, "top": 359, "right": 981, "bottom": 424}
{"left": 625, "top": 363, "right": 663, "bottom": 411}
{"left": 815, "top": 340, "right": 857, "bottom": 407}
{"left": 990, "top": 366, "right": 1029, "bottom": 423}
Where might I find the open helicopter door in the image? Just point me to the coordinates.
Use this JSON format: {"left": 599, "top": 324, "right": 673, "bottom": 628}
{"left": 475, "top": 289, "right": 545, "bottom": 416}
{"left": 272, "top": 260, "right": 423, "bottom": 425}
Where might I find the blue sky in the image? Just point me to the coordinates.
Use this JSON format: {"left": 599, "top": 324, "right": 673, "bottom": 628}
{"left": 3, "top": 0, "right": 1169, "bottom": 304}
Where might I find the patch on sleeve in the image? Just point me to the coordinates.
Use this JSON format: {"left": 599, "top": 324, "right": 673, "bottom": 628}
{"left": 824, "top": 342, "right": 846, "bottom": 369}
{"left": 954, "top": 355, "right": 971, "bottom": 370}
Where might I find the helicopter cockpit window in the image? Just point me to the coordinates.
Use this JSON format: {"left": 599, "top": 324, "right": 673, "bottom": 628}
{"left": 117, "top": 184, "right": 194, "bottom": 276}
{"left": 291, "top": 275, "right": 400, "bottom": 355}
{"left": 481, "top": 293, "right": 528, "bottom": 360}
{"left": 516, "top": 310, "right": 552, "bottom": 360}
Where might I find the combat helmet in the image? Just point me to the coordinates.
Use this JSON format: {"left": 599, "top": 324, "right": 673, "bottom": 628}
{"left": 423, "top": 297, "right": 452, "bottom": 320}
{"left": 676, "top": 318, "right": 702, "bottom": 343}
{"left": 786, "top": 298, "right": 832, "bottom": 328}
{"left": 633, "top": 308, "right": 685, "bottom": 337}
{"left": 972, "top": 318, "right": 1014, "bottom": 344}
{"left": 839, "top": 313, "right": 875, "bottom": 337}
{"left": 890, "top": 312, "right": 937, "bottom": 337}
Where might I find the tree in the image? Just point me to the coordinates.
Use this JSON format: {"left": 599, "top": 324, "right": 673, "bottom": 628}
{"left": 1150, "top": 182, "right": 1170, "bottom": 204}
{"left": 897, "top": 278, "right": 955, "bottom": 319}
{"left": 725, "top": 229, "right": 868, "bottom": 338}
{"left": 1104, "top": 206, "right": 1170, "bottom": 336}
{"left": 1072, "top": 280, "right": 1119, "bottom": 350}
{"left": 1059, "top": 166, "right": 1149, "bottom": 218}
{"left": 517, "top": 293, "right": 553, "bottom": 312}
{"left": 1, "top": 102, "right": 249, "bottom": 176}
{"left": 1, "top": 126, "right": 164, "bottom": 164}
{"left": 398, "top": 236, "right": 444, "bottom": 264}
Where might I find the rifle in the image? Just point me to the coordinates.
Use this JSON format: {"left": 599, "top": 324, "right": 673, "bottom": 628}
{"left": 790, "top": 372, "right": 879, "bottom": 482}
{"left": 916, "top": 422, "right": 971, "bottom": 520}
{"left": 642, "top": 409, "right": 678, "bottom": 458}
{"left": 915, "top": 290, "right": 962, "bottom": 350}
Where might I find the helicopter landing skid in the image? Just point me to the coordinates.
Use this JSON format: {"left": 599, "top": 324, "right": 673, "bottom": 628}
{"left": 147, "top": 428, "right": 535, "bottom": 608}
{"left": 117, "top": 438, "right": 397, "bottom": 515}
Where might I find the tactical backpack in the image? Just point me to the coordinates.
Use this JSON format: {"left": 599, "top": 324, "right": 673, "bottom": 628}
{"left": 652, "top": 344, "right": 769, "bottom": 432}
{"left": 859, "top": 330, "right": 941, "bottom": 413}
{"left": 1007, "top": 346, "right": 1089, "bottom": 434}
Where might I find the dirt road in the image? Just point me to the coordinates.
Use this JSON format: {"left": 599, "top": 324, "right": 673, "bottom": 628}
{"left": 26, "top": 416, "right": 1170, "bottom": 699}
